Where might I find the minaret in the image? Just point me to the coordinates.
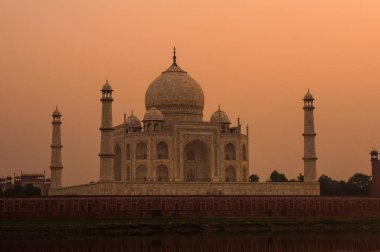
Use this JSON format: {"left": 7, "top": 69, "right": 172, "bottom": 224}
{"left": 370, "top": 149, "right": 380, "bottom": 197}
{"left": 50, "top": 107, "right": 63, "bottom": 189}
{"left": 99, "top": 79, "right": 114, "bottom": 181}
{"left": 303, "top": 89, "right": 317, "bottom": 182}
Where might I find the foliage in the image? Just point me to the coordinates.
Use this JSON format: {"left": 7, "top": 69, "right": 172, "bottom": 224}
{"left": 318, "top": 173, "right": 371, "bottom": 196}
{"left": 347, "top": 173, "right": 371, "bottom": 195}
{"left": 249, "top": 174, "right": 259, "bottom": 182}
{"left": 3, "top": 184, "right": 41, "bottom": 197}
{"left": 269, "top": 170, "right": 288, "bottom": 182}
{"left": 297, "top": 173, "right": 304, "bottom": 182}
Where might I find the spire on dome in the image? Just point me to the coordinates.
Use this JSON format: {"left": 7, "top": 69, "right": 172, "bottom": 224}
{"left": 162, "top": 47, "right": 187, "bottom": 73}
{"left": 52, "top": 106, "right": 61, "bottom": 117}
{"left": 303, "top": 88, "right": 314, "bottom": 100}
{"left": 101, "top": 78, "right": 113, "bottom": 91}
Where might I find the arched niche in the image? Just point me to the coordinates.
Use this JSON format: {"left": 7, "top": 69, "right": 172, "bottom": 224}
{"left": 136, "top": 165, "right": 147, "bottom": 181}
{"left": 225, "top": 166, "right": 236, "bottom": 182}
{"left": 184, "top": 139, "right": 210, "bottom": 181}
{"left": 156, "top": 165, "right": 169, "bottom": 182}
{"left": 156, "top": 142, "right": 169, "bottom": 159}
{"left": 136, "top": 142, "right": 148, "bottom": 159}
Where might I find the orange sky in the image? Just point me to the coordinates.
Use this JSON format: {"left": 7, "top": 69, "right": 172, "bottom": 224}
{"left": 1, "top": 0, "right": 380, "bottom": 185}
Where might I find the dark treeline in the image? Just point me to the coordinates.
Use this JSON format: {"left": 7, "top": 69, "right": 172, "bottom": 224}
{"left": 0, "top": 173, "right": 372, "bottom": 197}
{"left": 0, "top": 184, "right": 41, "bottom": 197}
{"left": 249, "top": 170, "right": 372, "bottom": 196}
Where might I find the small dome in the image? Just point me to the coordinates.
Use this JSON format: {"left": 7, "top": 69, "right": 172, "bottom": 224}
{"left": 304, "top": 89, "right": 314, "bottom": 100}
{"left": 210, "top": 106, "right": 230, "bottom": 124}
{"left": 143, "top": 107, "right": 164, "bottom": 121}
{"left": 125, "top": 112, "right": 141, "bottom": 128}
{"left": 101, "top": 80, "right": 113, "bottom": 91}
{"left": 52, "top": 107, "right": 61, "bottom": 116}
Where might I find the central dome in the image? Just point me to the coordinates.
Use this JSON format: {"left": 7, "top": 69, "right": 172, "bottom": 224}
{"left": 145, "top": 50, "right": 205, "bottom": 122}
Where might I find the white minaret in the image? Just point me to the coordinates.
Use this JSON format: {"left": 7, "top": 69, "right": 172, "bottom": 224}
{"left": 303, "top": 89, "right": 317, "bottom": 182}
{"left": 99, "top": 80, "right": 114, "bottom": 181}
{"left": 50, "top": 107, "right": 63, "bottom": 189}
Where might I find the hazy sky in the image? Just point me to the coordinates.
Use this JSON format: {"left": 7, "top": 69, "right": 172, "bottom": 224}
{"left": 1, "top": 0, "right": 380, "bottom": 185}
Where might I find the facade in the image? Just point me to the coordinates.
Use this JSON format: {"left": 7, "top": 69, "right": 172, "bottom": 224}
{"left": 49, "top": 49, "right": 319, "bottom": 196}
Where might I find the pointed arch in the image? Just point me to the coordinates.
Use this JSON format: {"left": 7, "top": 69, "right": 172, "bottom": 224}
{"left": 136, "top": 142, "right": 148, "bottom": 159}
{"left": 114, "top": 144, "right": 122, "bottom": 181}
{"left": 154, "top": 123, "right": 160, "bottom": 131}
{"left": 184, "top": 139, "right": 210, "bottom": 181}
{"left": 156, "top": 165, "right": 169, "bottom": 181}
{"left": 225, "top": 166, "right": 236, "bottom": 182}
{"left": 156, "top": 142, "right": 169, "bottom": 159}
{"left": 136, "top": 165, "right": 147, "bottom": 182}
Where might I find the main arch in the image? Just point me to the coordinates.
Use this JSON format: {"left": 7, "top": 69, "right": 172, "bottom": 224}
{"left": 183, "top": 139, "right": 210, "bottom": 182}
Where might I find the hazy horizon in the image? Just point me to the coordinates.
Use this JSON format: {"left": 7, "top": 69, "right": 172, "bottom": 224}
{"left": 1, "top": 1, "right": 379, "bottom": 185}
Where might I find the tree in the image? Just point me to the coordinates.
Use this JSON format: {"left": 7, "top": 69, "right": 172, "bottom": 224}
{"left": 297, "top": 173, "right": 304, "bottom": 182}
{"left": 318, "top": 173, "right": 372, "bottom": 196}
{"left": 249, "top": 174, "right": 259, "bottom": 182}
{"left": 269, "top": 170, "right": 288, "bottom": 182}
{"left": 23, "top": 184, "right": 41, "bottom": 196}
{"left": 318, "top": 175, "right": 348, "bottom": 196}
{"left": 346, "top": 173, "right": 371, "bottom": 196}
{"left": 3, "top": 184, "right": 41, "bottom": 197}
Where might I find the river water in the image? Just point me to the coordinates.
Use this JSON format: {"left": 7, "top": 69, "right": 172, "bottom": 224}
{"left": 0, "top": 233, "right": 380, "bottom": 252}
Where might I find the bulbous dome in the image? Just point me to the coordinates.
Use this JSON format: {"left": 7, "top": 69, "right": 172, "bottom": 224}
{"left": 101, "top": 79, "right": 112, "bottom": 91}
{"left": 210, "top": 106, "right": 230, "bottom": 124}
{"left": 145, "top": 51, "right": 204, "bottom": 122}
{"left": 303, "top": 89, "right": 314, "bottom": 100}
{"left": 52, "top": 106, "right": 61, "bottom": 116}
{"left": 125, "top": 113, "right": 141, "bottom": 128}
{"left": 143, "top": 107, "right": 164, "bottom": 121}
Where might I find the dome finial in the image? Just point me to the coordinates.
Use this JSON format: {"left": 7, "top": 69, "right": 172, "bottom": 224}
{"left": 131, "top": 109, "right": 134, "bottom": 116}
{"left": 173, "top": 46, "right": 177, "bottom": 65}
{"left": 218, "top": 104, "right": 221, "bottom": 111}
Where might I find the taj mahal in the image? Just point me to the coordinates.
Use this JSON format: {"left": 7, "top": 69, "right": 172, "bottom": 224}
{"left": 49, "top": 49, "right": 319, "bottom": 196}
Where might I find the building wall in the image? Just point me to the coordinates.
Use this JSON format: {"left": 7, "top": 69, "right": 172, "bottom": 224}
{"left": 49, "top": 181, "right": 319, "bottom": 196}
{"left": 112, "top": 122, "right": 249, "bottom": 183}
{"left": 1, "top": 195, "right": 379, "bottom": 220}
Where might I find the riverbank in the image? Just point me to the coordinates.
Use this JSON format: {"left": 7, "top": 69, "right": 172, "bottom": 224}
{"left": 1, "top": 217, "right": 380, "bottom": 237}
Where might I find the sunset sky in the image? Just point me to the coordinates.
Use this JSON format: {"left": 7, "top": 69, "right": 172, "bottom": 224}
{"left": 1, "top": 1, "right": 380, "bottom": 185}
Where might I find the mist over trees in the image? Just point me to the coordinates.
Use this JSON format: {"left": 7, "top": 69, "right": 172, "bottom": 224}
{"left": 249, "top": 171, "right": 372, "bottom": 196}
